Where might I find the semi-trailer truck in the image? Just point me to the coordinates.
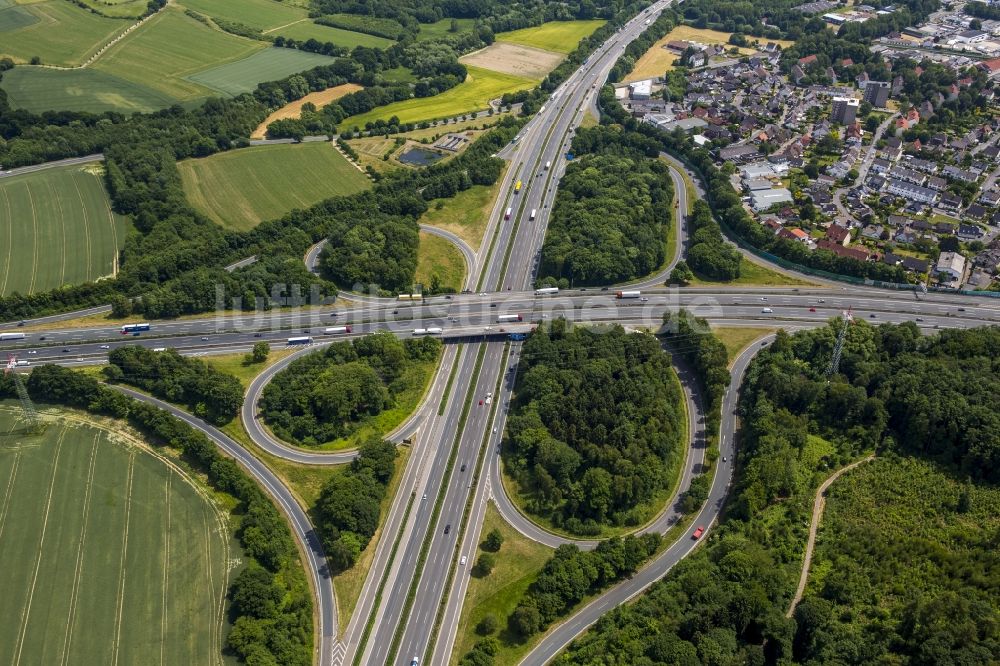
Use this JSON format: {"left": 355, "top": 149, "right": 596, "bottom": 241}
{"left": 504, "top": 207, "right": 512, "bottom": 220}
{"left": 0, "top": 332, "right": 26, "bottom": 341}
{"left": 287, "top": 336, "right": 313, "bottom": 345}
{"left": 412, "top": 327, "right": 443, "bottom": 336}
{"left": 120, "top": 323, "right": 151, "bottom": 334}
{"left": 534, "top": 287, "right": 559, "bottom": 295}
{"left": 529, "top": 209, "right": 537, "bottom": 221}
{"left": 497, "top": 314, "right": 522, "bottom": 323}
{"left": 616, "top": 290, "right": 641, "bottom": 299}
{"left": 544, "top": 160, "right": 551, "bottom": 170}
{"left": 324, "top": 326, "right": 352, "bottom": 334}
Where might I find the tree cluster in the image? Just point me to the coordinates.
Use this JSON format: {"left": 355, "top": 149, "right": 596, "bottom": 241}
{"left": 315, "top": 437, "right": 397, "bottom": 571}
{"left": 505, "top": 321, "right": 685, "bottom": 534}
{"left": 260, "top": 332, "right": 441, "bottom": 445}
{"left": 19, "top": 364, "right": 310, "bottom": 665}
{"left": 103, "top": 345, "right": 244, "bottom": 425}
{"left": 685, "top": 199, "right": 743, "bottom": 281}
{"left": 537, "top": 126, "right": 673, "bottom": 287}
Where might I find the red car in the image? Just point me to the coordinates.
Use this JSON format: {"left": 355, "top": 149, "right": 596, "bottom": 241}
{"left": 809, "top": 307, "right": 817, "bottom": 312}
{"left": 479, "top": 400, "right": 484, "bottom": 406}
{"left": 692, "top": 526, "right": 705, "bottom": 540}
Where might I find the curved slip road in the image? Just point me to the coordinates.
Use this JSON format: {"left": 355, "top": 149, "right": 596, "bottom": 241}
{"left": 517, "top": 332, "right": 771, "bottom": 665}
{"left": 110, "top": 386, "right": 339, "bottom": 666}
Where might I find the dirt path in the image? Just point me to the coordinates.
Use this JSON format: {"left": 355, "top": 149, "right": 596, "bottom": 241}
{"left": 786, "top": 454, "right": 875, "bottom": 618}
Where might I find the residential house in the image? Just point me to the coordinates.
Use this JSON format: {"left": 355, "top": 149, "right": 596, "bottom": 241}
{"left": 935, "top": 251, "right": 967, "bottom": 283}
{"left": 816, "top": 238, "right": 872, "bottom": 261}
{"left": 826, "top": 223, "right": 852, "bottom": 245}
{"left": 885, "top": 179, "right": 939, "bottom": 204}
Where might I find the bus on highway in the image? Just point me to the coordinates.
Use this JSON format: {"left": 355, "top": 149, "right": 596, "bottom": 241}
{"left": 504, "top": 207, "right": 512, "bottom": 220}
{"left": 529, "top": 209, "right": 537, "bottom": 221}
{"left": 324, "top": 326, "right": 352, "bottom": 334}
{"left": 497, "top": 314, "right": 522, "bottom": 323}
{"left": 397, "top": 293, "right": 422, "bottom": 301}
{"left": 515, "top": 180, "right": 522, "bottom": 193}
{"left": 287, "top": 336, "right": 313, "bottom": 345}
{"left": 0, "top": 332, "right": 26, "bottom": 341}
{"left": 121, "top": 323, "right": 151, "bottom": 334}
{"left": 412, "top": 328, "right": 443, "bottom": 336}
{"left": 534, "top": 287, "right": 559, "bottom": 295}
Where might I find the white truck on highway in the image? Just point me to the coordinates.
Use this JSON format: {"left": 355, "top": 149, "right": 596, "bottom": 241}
{"left": 412, "top": 327, "right": 443, "bottom": 336}
{"left": 544, "top": 160, "right": 551, "bottom": 170}
{"left": 0, "top": 332, "right": 26, "bottom": 341}
{"left": 616, "top": 290, "right": 641, "bottom": 299}
{"left": 534, "top": 287, "right": 559, "bottom": 295}
{"left": 529, "top": 209, "right": 537, "bottom": 221}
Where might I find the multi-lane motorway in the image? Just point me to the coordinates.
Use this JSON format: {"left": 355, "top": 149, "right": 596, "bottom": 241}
{"left": 4, "top": 0, "right": 1000, "bottom": 664}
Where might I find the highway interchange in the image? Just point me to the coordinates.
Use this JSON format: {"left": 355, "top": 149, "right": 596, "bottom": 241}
{"left": 4, "top": 1, "right": 1000, "bottom": 664}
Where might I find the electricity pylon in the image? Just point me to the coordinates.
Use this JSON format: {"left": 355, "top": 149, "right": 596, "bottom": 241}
{"left": 826, "top": 309, "right": 853, "bottom": 378}
{"left": 5, "top": 355, "right": 42, "bottom": 433}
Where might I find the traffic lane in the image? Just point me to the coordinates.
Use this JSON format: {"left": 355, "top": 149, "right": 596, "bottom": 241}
{"left": 397, "top": 342, "right": 506, "bottom": 663}
{"left": 364, "top": 343, "right": 485, "bottom": 666}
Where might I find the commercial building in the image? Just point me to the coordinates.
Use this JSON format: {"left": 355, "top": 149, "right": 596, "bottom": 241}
{"left": 936, "top": 251, "right": 967, "bottom": 282}
{"left": 751, "top": 188, "right": 794, "bottom": 211}
{"left": 629, "top": 79, "right": 652, "bottom": 100}
{"left": 863, "top": 80, "right": 891, "bottom": 107}
{"left": 831, "top": 96, "right": 859, "bottom": 125}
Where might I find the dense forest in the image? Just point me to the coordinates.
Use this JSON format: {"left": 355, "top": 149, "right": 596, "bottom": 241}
{"left": 259, "top": 332, "right": 441, "bottom": 446}
{"left": 558, "top": 323, "right": 1000, "bottom": 664}
{"left": 537, "top": 125, "right": 673, "bottom": 287}
{"left": 103, "top": 345, "right": 244, "bottom": 425}
{"left": 504, "top": 321, "right": 685, "bottom": 535}
{"left": 315, "top": 437, "right": 398, "bottom": 572}
{"left": 12, "top": 365, "right": 312, "bottom": 665}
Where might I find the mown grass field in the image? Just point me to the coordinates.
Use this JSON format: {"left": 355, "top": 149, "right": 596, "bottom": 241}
{"left": 688, "top": 255, "right": 816, "bottom": 287}
{"left": 451, "top": 503, "right": 553, "bottom": 663}
{"left": 0, "top": 164, "right": 129, "bottom": 296}
{"left": 93, "top": 7, "right": 265, "bottom": 102}
{"left": 0, "top": 407, "right": 238, "bottom": 666}
{"left": 177, "top": 142, "right": 370, "bottom": 231}
{"left": 183, "top": 0, "right": 391, "bottom": 47}
{"left": 496, "top": 19, "right": 606, "bottom": 54}
{"left": 711, "top": 326, "right": 777, "bottom": 365}
{"left": 0, "top": 1, "right": 129, "bottom": 66}
{"left": 340, "top": 66, "right": 537, "bottom": 129}
{"left": 418, "top": 166, "right": 509, "bottom": 250}
{"left": 416, "top": 17, "right": 476, "bottom": 40}
{"left": 0, "top": 66, "right": 176, "bottom": 114}
{"left": 187, "top": 48, "right": 340, "bottom": 97}
{"left": 415, "top": 230, "right": 466, "bottom": 292}
{"left": 276, "top": 20, "right": 394, "bottom": 48}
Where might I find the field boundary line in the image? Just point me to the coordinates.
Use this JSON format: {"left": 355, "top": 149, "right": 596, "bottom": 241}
{"left": 49, "top": 177, "right": 68, "bottom": 287}
{"left": 60, "top": 433, "right": 101, "bottom": 666}
{"left": 12, "top": 428, "right": 67, "bottom": 666}
{"left": 160, "top": 473, "right": 171, "bottom": 666}
{"left": 71, "top": 172, "right": 94, "bottom": 280}
{"left": 203, "top": 514, "right": 216, "bottom": 664}
{"left": 0, "top": 186, "right": 12, "bottom": 294}
{"left": 262, "top": 17, "right": 308, "bottom": 34}
{"left": 24, "top": 181, "right": 38, "bottom": 295}
{"left": 0, "top": 451, "right": 21, "bottom": 542}
{"left": 110, "top": 451, "right": 136, "bottom": 666}
{"left": 99, "top": 172, "right": 120, "bottom": 278}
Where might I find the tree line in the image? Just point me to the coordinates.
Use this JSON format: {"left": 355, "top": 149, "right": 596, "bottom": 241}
{"left": 260, "top": 332, "right": 441, "bottom": 446}
{"left": 13, "top": 364, "right": 311, "bottom": 665}
{"left": 459, "top": 534, "right": 661, "bottom": 666}
{"left": 102, "top": 345, "right": 244, "bottom": 425}
{"left": 504, "top": 321, "right": 685, "bottom": 535}
{"left": 315, "top": 437, "right": 397, "bottom": 572}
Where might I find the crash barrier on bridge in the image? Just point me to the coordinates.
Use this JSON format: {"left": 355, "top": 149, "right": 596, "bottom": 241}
{"left": 664, "top": 151, "right": 1000, "bottom": 299}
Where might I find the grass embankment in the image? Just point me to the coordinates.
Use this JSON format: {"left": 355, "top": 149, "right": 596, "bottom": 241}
{"left": 689, "top": 256, "right": 817, "bottom": 287}
{"left": 419, "top": 163, "right": 509, "bottom": 249}
{"left": 710, "top": 327, "right": 777, "bottom": 364}
{"left": 415, "top": 231, "right": 467, "bottom": 293}
{"left": 450, "top": 503, "right": 554, "bottom": 662}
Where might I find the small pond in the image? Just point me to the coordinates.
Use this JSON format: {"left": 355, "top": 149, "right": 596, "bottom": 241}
{"left": 398, "top": 147, "right": 444, "bottom": 166}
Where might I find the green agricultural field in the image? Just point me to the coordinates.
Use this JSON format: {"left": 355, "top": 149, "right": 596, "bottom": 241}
{"left": 416, "top": 17, "right": 476, "bottom": 41}
{"left": 0, "top": 1, "right": 130, "bottom": 66}
{"left": 0, "top": 407, "right": 239, "bottom": 666}
{"left": 93, "top": 7, "right": 264, "bottom": 102}
{"left": 0, "top": 164, "right": 129, "bottom": 296}
{"left": 276, "top": 20, "right": 393, "bottom": 48}
{"left": 496, "top": 20, "right": 606, "bottom": 54}
{"left": 178, "top": 142, "right": 370, "bottom": 231}
{"left": 0, "top": 67, "right": 175, "bottom": 114}
{"left": 187, "top": 48, "right": 340, "bottom": 97}
{"left": 340, "top": 66, "right": 536, "bottom": 129}
{"left": 182, "top": 0, "right": 302, "bottom": 30}
{"left": 415, "top": 230, "right": 466, "bottom": 292}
